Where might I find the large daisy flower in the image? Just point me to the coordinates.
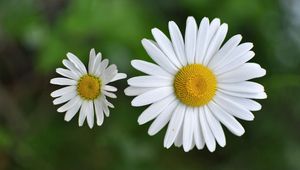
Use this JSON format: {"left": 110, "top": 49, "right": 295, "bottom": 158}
{"left": 125, "top": 17, "right": 266, "bottom": 152}
{"left": 50, "top": 49, "right": 127, "bottom": 128}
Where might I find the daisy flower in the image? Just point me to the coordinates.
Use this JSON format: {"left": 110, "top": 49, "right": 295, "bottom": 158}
{"left": 125, "top": 17, "right": 266, "bottom": 152}
{"left": 50, "top": 49, "right": 127, "bottom": 128}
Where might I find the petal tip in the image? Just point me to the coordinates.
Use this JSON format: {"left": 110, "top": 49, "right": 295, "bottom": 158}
{"left": 147, "top": 129, "right": 155, "bottom": 136}
{"left": 220, "top": 142, "right": 226, "bottom": 148}
{"left": 151, "top": 27, "right": 159, "bottom": 33}
{"left": 131, "top": 100, "right": 138, "bottom": 107}
{"left": 97, "top": 121, "right": 103, "bottom": 126}
{"left": 236, "top": 129, "right": 245, "bottom": 136}
{"left": 64, "top": 117, "right": 71, "bottom": 122}
{"left": 208, "top": 147, "right": 216, "bottom": 152}
{"left": 137, "top": 119, "right": 143, "bottom": 125}
{"left": 187, "top": 16, "right": 195, "bottom": 21}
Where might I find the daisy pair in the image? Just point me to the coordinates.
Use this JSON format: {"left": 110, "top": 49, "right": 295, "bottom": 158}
{"left": 50, "top": 16, "right": 266, "bottom": 152}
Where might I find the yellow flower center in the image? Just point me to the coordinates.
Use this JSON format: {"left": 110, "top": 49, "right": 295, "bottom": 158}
{"left": 174, "top": 64, "right": 217, "bottom": 107}
{"left": 77, "top": 74, "right": 101, "bottom": 100}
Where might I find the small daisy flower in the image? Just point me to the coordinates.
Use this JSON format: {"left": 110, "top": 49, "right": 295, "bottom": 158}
{"left": 50, "top": 49, "right": 127, "bottom": 128}
{"left": 125, "top": 17, "right": 266, "bottom": 152}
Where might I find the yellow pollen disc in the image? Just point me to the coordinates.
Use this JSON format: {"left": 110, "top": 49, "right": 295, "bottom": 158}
{"left": 77, "top": 74, "right": 101, "bottom": 100}
{"left": 174, "top": 64, "right": 217, "bottom": 107}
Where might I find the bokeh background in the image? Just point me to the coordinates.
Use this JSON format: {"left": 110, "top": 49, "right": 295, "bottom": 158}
{"left": 1, "top": 0, "right": 300, "bottom": 169}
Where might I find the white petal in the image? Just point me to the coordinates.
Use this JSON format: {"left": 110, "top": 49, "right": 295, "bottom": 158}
{"left": 151, "top": 28, "right": 182, "bottom": 68}
{"left": 78, "top": 101, "right": 88, "bottom": 126}
{"left": 203, "top": 23, "right": 228, "bottom": 66}
{"left": 219, "top": 89, "right": 267, "bottom": 99}
{"left": 208, "top": 34, "right": 242, "bottom": 68}
{"left": 148, "top": 100, "right": 178, "bottom": 136}
{"left": 102, "top": 64, "right": 118, "bottom": 84}
{"left": 142, "top": 39, "right": 177, "bottom": 74}
{"left": 214, "top": 43, "right": 253, "bottom": 72}
{"left": 94, "top": 99, "right": 104, "bottom": 126}
{"left": 50, "top": 86, "right": 76, "bottom": 98}
{"left": 56, "top": 68, "right": 79, "bottom": 80}
{"left": 214, "top": 92, "right": 254, "bottom": 121}
{"left": 185, "top": 16, "right": 197, "bottom": 64}
{"left": 218, "top": 81, "right": 264, "bottom": 94}
{"left": 110, "top": 73, "right": 127, "bottom": 82}
{"left": 131, "top": 87, "right": 173, "bottom": 107}
{"left": 105, "top": 99, "right": 114, "bottom": 108}
{"left": 195, "top": 17, "right": 210, "bottom": 64}
{"left": 208, "top": 101, "right": 245, "bottom": 136}
{"left": 50, "top": 78, "right": 77, "bottom": 86}
{"left": 128, "top": 76, "right": 172, "bottom": 87}
{"left": 183, "top": 107, "right": 195, "bottom": 152}
{"left": 53, "top": 91, "right": 77, "bottom": 105}
{"left": 164, "top": 104, "right": 186, "bottom": 148}
{"left": 215, "top": 51, "right": 255, "bottom": 74}
{"left": 124, "top": 86, "right": 155, "bottom": 96}
{"left": 219, "top": 93, "right": 262, "bottom": 111}
{"left": 193, "top": 108, "right": 205, "bottom": 150}
{"left": 64, "top": 101, "right": 82, "bottom": 121}
{"left": 131, "top": 60, "right": 171, "bottom": 77}
{"left": 86, "top": 100, "right": 94, "bottom": 129}
{"left": 95, "top": 59, "right": 109, "bottom": 76}
{"left": 174, "top": 125, "right": 183, "bottom": 147}
{"left": 104, "top": 85, "right": 117, "bottom": 92}
{"left": 217, "top": 63, "right": 266, "bottom": 82}
{"left": 138, "top": 95, "right": 176, "bottom": 125}
{"left": 190, "top": 138, "right": 196, "bottom": 150}
{"left": 90, "top": 53, "right": 102, "bottom": 75}
{"left": 66, "top": 52, "right": 87, "bottom": 74}
{"left": 90, "top": 48, "right": 96, "bottom": 57}
{"left": 199, "top": 107, "right": 216, "bottom": 152}
{"left": 168, "top": 21, "right": 187, "bottom": 65}
{"left": 204, "top": 106, "right": 226, "bottom": 147}
{"left": 98, "top": 96, "right": 110, "bottom": 117}
{"left": 103, "top": 91, "right": 117, "bottom": 98}
{"left": 57, "top": 96, "right": 81, "bottom": 113}
{"left": 201, "top": 18, "right": 220, "bottom": 64}
{"left": 62, "top": 59, "right": 82, "bottom": 77}
{"left": 88, "top": 48, "right": 96, "bottom": 74}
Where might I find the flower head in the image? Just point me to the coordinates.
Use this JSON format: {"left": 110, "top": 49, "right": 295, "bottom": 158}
{"left": 50, "top": 49, "right": 127, "bottom": 128}
{"left": 125, "top": 17, "right": 266, "bottom": 152}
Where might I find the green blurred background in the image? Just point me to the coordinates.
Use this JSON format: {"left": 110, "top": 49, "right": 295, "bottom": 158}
{"left": 0, "top": 0, "right": 300, "bottom": 169}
